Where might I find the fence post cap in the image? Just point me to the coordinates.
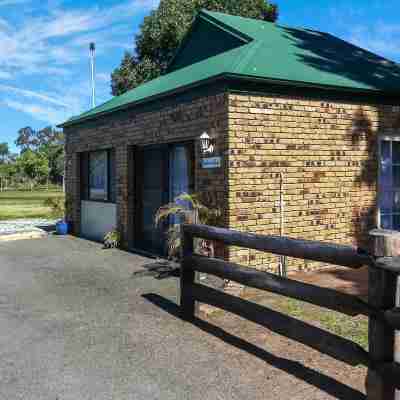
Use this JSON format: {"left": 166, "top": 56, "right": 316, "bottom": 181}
{"left": 369, "top": 229, "right": 400, "bottom": 238}
{"left": 369, "top": 229, "right": 400, "bottom": 258}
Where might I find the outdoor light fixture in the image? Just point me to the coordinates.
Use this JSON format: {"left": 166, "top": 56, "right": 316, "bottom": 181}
{"left": 199, "top": 132, "right": 214, "bottom": 154}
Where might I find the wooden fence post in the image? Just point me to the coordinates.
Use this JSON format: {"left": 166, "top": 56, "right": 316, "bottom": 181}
{"left": 396, "top": 274, "right": 400, "bottom": 400}
{"left": 180, "top": 226, "right": 195, "bottom": 320}
{"left": 367, "top": 229, "right": 400, "bottom": 400}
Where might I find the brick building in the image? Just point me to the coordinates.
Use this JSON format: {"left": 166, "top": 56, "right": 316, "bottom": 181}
{"left": 61, "top": 10, "right": 400, "bottom": 272}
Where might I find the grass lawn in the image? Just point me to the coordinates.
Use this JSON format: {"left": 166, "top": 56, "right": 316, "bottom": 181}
{"left": 0, "top": 190, "right": 65, "bottom": 221}
{"left": 273, "top": 296, "right": 368, "bottom": 350}
{"left": 242, "top": 289, "right": 368, "bottom": 351}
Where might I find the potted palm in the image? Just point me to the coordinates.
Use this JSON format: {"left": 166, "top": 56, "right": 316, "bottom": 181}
{"left": 155, "top": 193, "right": 222, "bottom": 261}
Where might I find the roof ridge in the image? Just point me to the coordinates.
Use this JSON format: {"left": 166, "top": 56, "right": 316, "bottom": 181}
{"left": 231, "top": 41, "right": 263, "bottom": 74}
{"left": 60, "top": 9, "right": 400, "bottom": 128}
{"left": 198, "top": 9, "right": 254, "bottom": 42}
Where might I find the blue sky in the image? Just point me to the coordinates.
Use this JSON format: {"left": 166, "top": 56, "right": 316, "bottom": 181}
{"left": 1, "top": 0, "right": 399, "bottom": 153}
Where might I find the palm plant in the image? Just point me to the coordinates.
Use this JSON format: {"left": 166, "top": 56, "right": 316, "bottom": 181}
{"left": 155, "top": 192, "right": 222, "bottom": 260}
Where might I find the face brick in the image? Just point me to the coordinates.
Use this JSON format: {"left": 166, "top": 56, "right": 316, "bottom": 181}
{"left": 65, "top": 88, "right": 400, "bottom": 274}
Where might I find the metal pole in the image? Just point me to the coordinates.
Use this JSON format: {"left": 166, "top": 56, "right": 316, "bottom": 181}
{"left": 89, "top": 42, "right": 96, "bottom": 109}
{"left": 278, "top": 172, "right": 287, "bottom": 276}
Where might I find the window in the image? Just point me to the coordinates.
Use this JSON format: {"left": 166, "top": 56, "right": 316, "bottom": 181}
{"left": 379, "top": 137, "right": 400, "bottom": 230}
{"left": 89, "top": 151, "right": 108, "bottom": 201}
{"left": 81, "top": 149, "right": 115, "bottom": 203}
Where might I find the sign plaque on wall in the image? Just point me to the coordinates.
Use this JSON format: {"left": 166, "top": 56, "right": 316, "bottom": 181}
{"left": 201, "top": 157, "right": 222, "bottom": 169}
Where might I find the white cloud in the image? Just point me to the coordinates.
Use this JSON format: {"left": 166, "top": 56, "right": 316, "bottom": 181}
{"left": 0, "top": 84, "right": 68, "bottom": 107}
{"left": 0, "top": 0, "right": 160, "bottom": 126}
{"left": 96, "top": 73, "right": 110, "bottom": 83}
{"left": 0, "top": 70, "right": 12, "bottom": 79}
{"left": 3, "top": 98, "right": 66, "bottom": 124}
{"left": 0, "top": 0, "right": 158, "bottom": 75}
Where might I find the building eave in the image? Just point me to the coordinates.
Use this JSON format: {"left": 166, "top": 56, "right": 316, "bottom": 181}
{"left": 59, "top": 73, "right": 399, "bottom": 129}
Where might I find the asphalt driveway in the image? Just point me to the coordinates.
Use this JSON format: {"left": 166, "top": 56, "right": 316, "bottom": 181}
{"left": 0, "top": 236, "right": 366, "bottom": 400}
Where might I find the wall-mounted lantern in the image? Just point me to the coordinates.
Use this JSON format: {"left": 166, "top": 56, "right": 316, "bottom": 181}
{"left": 199, "top": 132, "right": 214, "bottom": 155}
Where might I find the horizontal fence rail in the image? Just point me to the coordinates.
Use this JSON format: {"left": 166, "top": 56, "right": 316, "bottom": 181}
{"left": 180, "top": 224, "right": 400, "bottom": 400}
{"left": 183, "top": 224, "right": 372, "bottom": 269}
{"left": 374, "top": 257, "right": 400, "bottom": 273}
{"left": 185, "top": 255, "right": 373, "bottom": 317}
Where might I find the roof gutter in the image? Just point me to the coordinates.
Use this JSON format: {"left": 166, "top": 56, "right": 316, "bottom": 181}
{"left": 58, "top": 73, "right": 228, "bottom": 128}
{"left": 60, "top": 73, "right": 399, "bottom": 129}
{"left": 224, "top": 73, "right": 400, "bottom": 98}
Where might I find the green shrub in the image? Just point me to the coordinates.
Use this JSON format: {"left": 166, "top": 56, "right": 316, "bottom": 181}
{"left": 43, "top": 196, "right": 65, "bottom": 218}
{"left": 104, "top": 229, "right": 120, "bottom": 249}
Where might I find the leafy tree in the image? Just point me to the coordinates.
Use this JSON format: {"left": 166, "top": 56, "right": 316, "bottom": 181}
{"left": 35, "top": 126, "right": 64, "bottom": 149}
{"left": 0, "top": 142, "right": 9, "bottom": 163}
{"left": 15, "top": 126, "right": 63, "bottom": 152}
{"left": 15, "top": 126, "right": 64, "bottom": 183}
{"left": 15, "top": 127, "right": 36, "bottom": 152}
{"left": 36, "top": 127, "right": 65, "bottom": 183}
{"left": 0, "top": 162, "right": 16, "bottom": 179}
{"left": 111, "top": 0, "right": 278, "bottom": 95}
{"left": 16, "top": 150, "right": 50, "bottom": 189}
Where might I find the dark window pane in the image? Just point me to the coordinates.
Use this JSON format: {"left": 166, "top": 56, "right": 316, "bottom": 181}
{"left": 380, "top": 191, "right": 393, "bottom": 214}
{"left": 393, "top": 215, "right": 400, "bottom": 231}
{"left": 394, "top": 166, "right": 400, "bottom": 188}
{"left": 80, "top": 152, "right": 89, "bottom": 200}
{"left": 380, "top": 142, "right": 392, "bottom": 188}
{"left": 393, "top": 141, "right": 400, "bottom": 164}
{"left": 394, "top": 191, "right": 400, "bottom": 213}
{"left": 89, "top": 151, "right": 108, "bottom": 201}
{"left": 381, "top": 214, "right": 392, "bottom": 230}
{"left": 381, "top": 140, "right": 391, "bottom": 162}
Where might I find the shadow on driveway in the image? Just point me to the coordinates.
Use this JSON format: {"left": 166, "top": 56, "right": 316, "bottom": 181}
{"left": 143, "top": 293, "right": 366, "bottom": 400}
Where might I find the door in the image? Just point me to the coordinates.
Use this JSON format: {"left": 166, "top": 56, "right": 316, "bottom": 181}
{"left": 135, "top": 143, "right": 194, "bottom": 254}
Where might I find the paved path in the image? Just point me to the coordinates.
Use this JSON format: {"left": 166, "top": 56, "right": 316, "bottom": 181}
{"left": 0, "top": 236, "right": 366, "bottom": 399}
{"left": 0, "top": 219, "right": 56, "bottom": 235}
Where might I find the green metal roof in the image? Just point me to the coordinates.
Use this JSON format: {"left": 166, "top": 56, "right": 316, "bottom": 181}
{"left": 61, "top": 9, "right": 400, "bottom": 127}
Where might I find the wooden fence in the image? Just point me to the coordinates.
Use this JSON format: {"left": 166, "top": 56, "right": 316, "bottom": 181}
{"left": 180, "top": 224, "right": 400, "bottom": 400}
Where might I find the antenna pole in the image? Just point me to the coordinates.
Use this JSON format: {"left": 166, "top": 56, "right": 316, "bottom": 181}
{"left": 89, "top": 42, "right": 96, "bottom": 108}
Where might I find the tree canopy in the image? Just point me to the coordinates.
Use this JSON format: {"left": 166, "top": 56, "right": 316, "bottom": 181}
{"left": 15, "top": 126, "right": 64, "bottom": 184}
{"left": 15, "top": 150, "right": 50, "bottom": 186}
{"left": 111, "top": 0, "right": 278, "bottom": 96}
{"left": 0, "top": 143, "right": 9, "bottom": 163}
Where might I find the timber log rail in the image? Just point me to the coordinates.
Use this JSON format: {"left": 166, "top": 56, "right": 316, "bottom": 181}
{"left": 180, "top": 224, "right": 400, "bottom": 400}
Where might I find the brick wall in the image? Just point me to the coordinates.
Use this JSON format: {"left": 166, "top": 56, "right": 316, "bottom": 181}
{"left": 65, "top": 90, "right": 229, "bottom": 248}
{"left": 227, "top": 93, "right": 400, "bottom": 272}
{"left": 65, "top": 86, "right": 400, "bottom": 273}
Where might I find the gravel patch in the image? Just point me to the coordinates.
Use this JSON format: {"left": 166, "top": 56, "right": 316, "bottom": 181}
{"left": 0, "top": 219, "right": 57, "bottom": 235}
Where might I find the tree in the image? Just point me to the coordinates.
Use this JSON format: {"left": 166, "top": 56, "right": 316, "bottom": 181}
{"left": 36, "top": 127, "right": 65, "bottom": 183}
{"left": 15, "top": 126, "right": 64, "bottom": 184}
{"left": 111, "top": 0, "right": 278, "bottom": 95}
{"left": 0, "top": 142, "right": 9, "bottom": 163}
{"left": 0, "top": 162, "right": 16, "bottom": 192}
{"left": 16, "top": 150, "right": 50, "bottom": 190}
{"left": 15, "top": 127, "right": 36, "bottom": 152}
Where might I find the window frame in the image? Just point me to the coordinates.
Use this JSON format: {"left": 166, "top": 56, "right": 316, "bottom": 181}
{"left": 378, "top": 135, "right": 400, "bottom": 230}
{"left": 81, "top": 149, "right": 116, "bottom": 204}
